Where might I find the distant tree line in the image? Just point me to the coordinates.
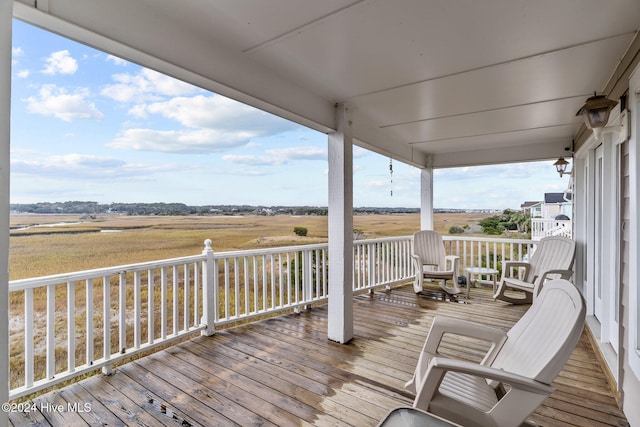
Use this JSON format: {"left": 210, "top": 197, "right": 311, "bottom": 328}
{"left": 10, "top": 201, "right": 424, "bottom": 217}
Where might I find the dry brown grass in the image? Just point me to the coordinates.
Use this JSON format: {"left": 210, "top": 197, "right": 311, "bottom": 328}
{"left": 9, "top": 212, "right": 490, "bottom": 280}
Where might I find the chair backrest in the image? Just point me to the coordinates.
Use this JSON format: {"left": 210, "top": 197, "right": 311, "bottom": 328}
{"left": 413, "top": 230, "right": 446, "bottom": 269}
{"left": 490, "top": 279, "right": 585, "bottom": 384}
{"left": 528, "top": 236, "right": 576, "bottom": 283}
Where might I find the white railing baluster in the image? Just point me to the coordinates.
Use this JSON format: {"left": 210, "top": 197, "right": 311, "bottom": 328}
{"left": 148, "top": 269, "right": 154, "bottom": 344}
{"left": 184, "top": 263, "right": 190, "bottom": 331}
{"left": 278, "top": 254, "right": 284, "bottom": 307}
{"left": 24, "top": 288, "right": 34, "bottom": 388}
{"left": 118, "top": 273, "right": 126, "bottom": 353}
{"left": 102, "top": 275, "right": 111, "bottom": 375}
{"left": 67, "top": 281, "right": 76, "bottom": 372}
{"left": 194, "top": 262, "right": 200, "bottom": 326}
{"left": 160, "top": 267, "right": 167, "bottom": 340}
{"left": 262, "top": 255, "right": 268, "bottom": 312}
{"left": 46, "top": 284, "right": 55, "bottom": 379}
{"left": 134, "top": 271, "right": 141, "bottom": 349}
{"left": 172, "top": 266, "right": 178, "bottom": 336}
{"left": 236, "top": 257, "right": 242, "bottom": 317}
{"left": 86, "top": 279, "right": 94, "bottom": 366}
{"left": 270, "top": 254, "right": 276, "bottom": 311}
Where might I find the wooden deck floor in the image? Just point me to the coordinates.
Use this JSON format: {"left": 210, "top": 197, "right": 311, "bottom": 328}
{"left": 9, "top": 284, "right": 629, "bottom": 426}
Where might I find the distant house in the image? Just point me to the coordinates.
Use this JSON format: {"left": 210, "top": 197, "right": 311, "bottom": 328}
{"left": 543, "top": 192, "right": 572, "bottom": 218}
{"left": 521, "top": 201, "right": 542, "bottom": 218}
{"left": 530, "top": 192, "right": 573, "bottom": 240}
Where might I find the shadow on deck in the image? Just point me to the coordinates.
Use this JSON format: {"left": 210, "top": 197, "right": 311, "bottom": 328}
{"left": 8, "top": 284, "right": 628, "bottom": 426}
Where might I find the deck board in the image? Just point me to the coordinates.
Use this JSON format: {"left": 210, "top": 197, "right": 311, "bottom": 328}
{"left": 9, "top": 283, "right": 630, "bottom": 426}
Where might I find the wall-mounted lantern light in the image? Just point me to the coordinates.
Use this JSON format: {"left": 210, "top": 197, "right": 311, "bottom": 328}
{"left": 576, "top": 93, "right": 627, "bottom": 141}
{"left": 576, "top": 93, "right": 618, "bottom": 129}
{"left": 553, "top": 157, "right": 571, "bottom": 178}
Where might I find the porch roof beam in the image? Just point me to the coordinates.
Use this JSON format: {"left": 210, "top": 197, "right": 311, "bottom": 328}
{"left": 431, "top": 140, "right": 571, "bottom": 168}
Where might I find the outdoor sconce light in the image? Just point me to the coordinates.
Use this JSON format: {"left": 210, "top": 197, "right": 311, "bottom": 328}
{"left": 554, "top": 157, "right": 571, "bottom": 178}
{"left": 576, "top": 93, "right": 627, "bottom": 141}
{"left": 576, "top": 93, "right": 617, "bottom": 129}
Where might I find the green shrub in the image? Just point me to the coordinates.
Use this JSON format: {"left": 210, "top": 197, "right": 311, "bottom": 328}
{"left": 293, "top": 226, "right": 308, "bottom": 236}
{"left": 448, "top": 225, "right": 465, "bottom": 234}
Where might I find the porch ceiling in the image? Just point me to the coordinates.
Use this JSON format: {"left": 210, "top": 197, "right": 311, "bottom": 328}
{"left": 14, "top": 0, "right": 640, "bottom": 168}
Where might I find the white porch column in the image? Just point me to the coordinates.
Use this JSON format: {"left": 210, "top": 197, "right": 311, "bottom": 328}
{"left": 327, "top": 103, "right": 353, "bottom": 343}
{"left": 420, "top": 167, "right": 434, "bottom": 230}
{"left": 0, "top": 0, "right": 11, "bottom": 421}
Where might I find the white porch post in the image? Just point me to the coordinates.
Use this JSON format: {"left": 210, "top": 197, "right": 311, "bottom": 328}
{"left": 420, "top": 166, "right": 434, "bottom": 230}
{"left": 327, "top": 103, "right": 353, "bottom": 344}
{"left": 0, "top": 0, "right": 11, "bottom": 421}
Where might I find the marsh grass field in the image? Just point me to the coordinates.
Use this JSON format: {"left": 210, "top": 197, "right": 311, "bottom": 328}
{"left": 9, "top": 212, "right": 492, "bottom": 280}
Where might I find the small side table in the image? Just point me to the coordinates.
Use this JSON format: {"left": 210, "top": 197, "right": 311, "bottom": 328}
{"left": 464, "top": 267, "right": 499, "bottom": 299}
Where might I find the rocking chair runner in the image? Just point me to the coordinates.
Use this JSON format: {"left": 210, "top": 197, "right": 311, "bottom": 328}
{"left": 405, "top": 279, "right": 586, "bottom": 427}
{"left": 493, "top": 236, "right": 576, "bottom": 304}
{"left": 412, "top": 230, "right": 461, "bottom": 295}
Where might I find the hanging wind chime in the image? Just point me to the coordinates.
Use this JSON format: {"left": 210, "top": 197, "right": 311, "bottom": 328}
{"left": 389, "top": 158, "right": 393, "bottom": 197}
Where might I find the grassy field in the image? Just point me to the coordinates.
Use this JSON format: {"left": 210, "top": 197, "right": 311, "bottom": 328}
{"left": 9, "top": 212, "right": 491, "bottom": 280}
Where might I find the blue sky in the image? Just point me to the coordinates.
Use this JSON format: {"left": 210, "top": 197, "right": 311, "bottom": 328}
{"left": 9, "top": 20, "right": 570, "bottom": 210}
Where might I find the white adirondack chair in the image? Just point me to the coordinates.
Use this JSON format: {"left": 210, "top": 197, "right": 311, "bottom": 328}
{"left": 412, "top": 230, "right": 460, "bottom": 295}
{"left": 493, "top": 236, "right": 575, "bottom": 304}
{"left": 405, "top": 279, "right": 586, "bottom": 427}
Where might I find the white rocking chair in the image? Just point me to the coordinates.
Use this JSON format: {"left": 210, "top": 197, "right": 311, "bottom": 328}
{"left": 405, "top": 279, "right": 585, "bottom": 427}
{"left": 493, "top": 236, "right": 575, "bottom": 304}
{"left": 412, "top": 230, "right": 460, "bottom": 295}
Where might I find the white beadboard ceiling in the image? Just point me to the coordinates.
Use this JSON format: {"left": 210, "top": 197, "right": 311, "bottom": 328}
{"left": 13, "top": 0, "right": 640, "bottom": 168}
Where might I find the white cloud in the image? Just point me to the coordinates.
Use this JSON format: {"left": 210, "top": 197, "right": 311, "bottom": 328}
{"left": 106, "top": 54, "right": 128, "bottom": 66}
{"left": 16, "top": 70, "right": 30, "bottom": 79}
{"left": 12, "top": 47, "right": 23, "bottom": 65}
{"left": 101, "top": 68, "right": 198, "bottom": 103}
{"left": 265, "top": 146, "right": 326, "bottom": 161}
{"left": 42, "top": 50, "right": 78, "bottom": 75}
{"left": 128, "top": 104, "right": 148, "bottom": 119}
{"left": 25, "top": 84, "right": 104, "bottom": 122}
{"left": 11, "top": 152, "right": 179, "bottom": 180}
{"left": 223, "top": 145, "right": 327, "bottom": 166}
{"left": 221, "top": 154, "right": 275, "bottom": 166}
{"left": 107, "top": 128, "right": 251, "bottom": 153}
{"left": 146, "top": 94, "right": 296, "bottom": 134}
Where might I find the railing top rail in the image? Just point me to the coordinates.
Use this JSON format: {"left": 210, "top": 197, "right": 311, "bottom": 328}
{"left": 443, "top": 235, "right": 535, "bottom": 245}
{"left": 214, "top": 242, "right": 329, "bottom": 258}
{"left": 9, "top": 235, "right": 538, "bottom": 291}
{"left": 212, "top": 235, "right": 415, "bottom": 259}
{"left": 9, "top": 253, "right": 206, "bottom": 291}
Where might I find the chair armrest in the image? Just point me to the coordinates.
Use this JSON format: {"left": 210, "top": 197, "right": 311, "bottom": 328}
{"left": 501, "top": 261, "right": 531, "bottom": 280}
{"left": 405, "top": 316, "right": 507, "bottom": 394}
{"left": 532, "top": 269, "right": 574, "bottom": 298}
{"left": 444, "top": 255, "right": 460, "bottom": 275}
{"left": 423, "top": 316, "right": 507, "bottom": 363}
{"left": 539, "top": 269, "right": 574, "bottom": 281}
{"left": 414, "top": 357, "right": 554, "bottom": 410}
{"left": 436, "top": 357, "right": 553, "bottom": 393}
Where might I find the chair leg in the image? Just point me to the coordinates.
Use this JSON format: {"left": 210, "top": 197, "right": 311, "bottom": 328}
{"left": 493, "top": 281, "right": 533, "bottom": 304}
{"left": 439, "top": 279, "right": 461, "bottom": 295}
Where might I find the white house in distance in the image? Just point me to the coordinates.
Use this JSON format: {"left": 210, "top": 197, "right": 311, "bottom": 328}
{"left": 526, "top": 192, "right": 573, "bottom": 240}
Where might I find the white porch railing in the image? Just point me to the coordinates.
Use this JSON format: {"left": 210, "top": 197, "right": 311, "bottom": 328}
{"left": 531, "top": 218, "right": 572, "bottom": 240}
{"left": 7, "top": 235, "right": 534, "bottom": 400}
